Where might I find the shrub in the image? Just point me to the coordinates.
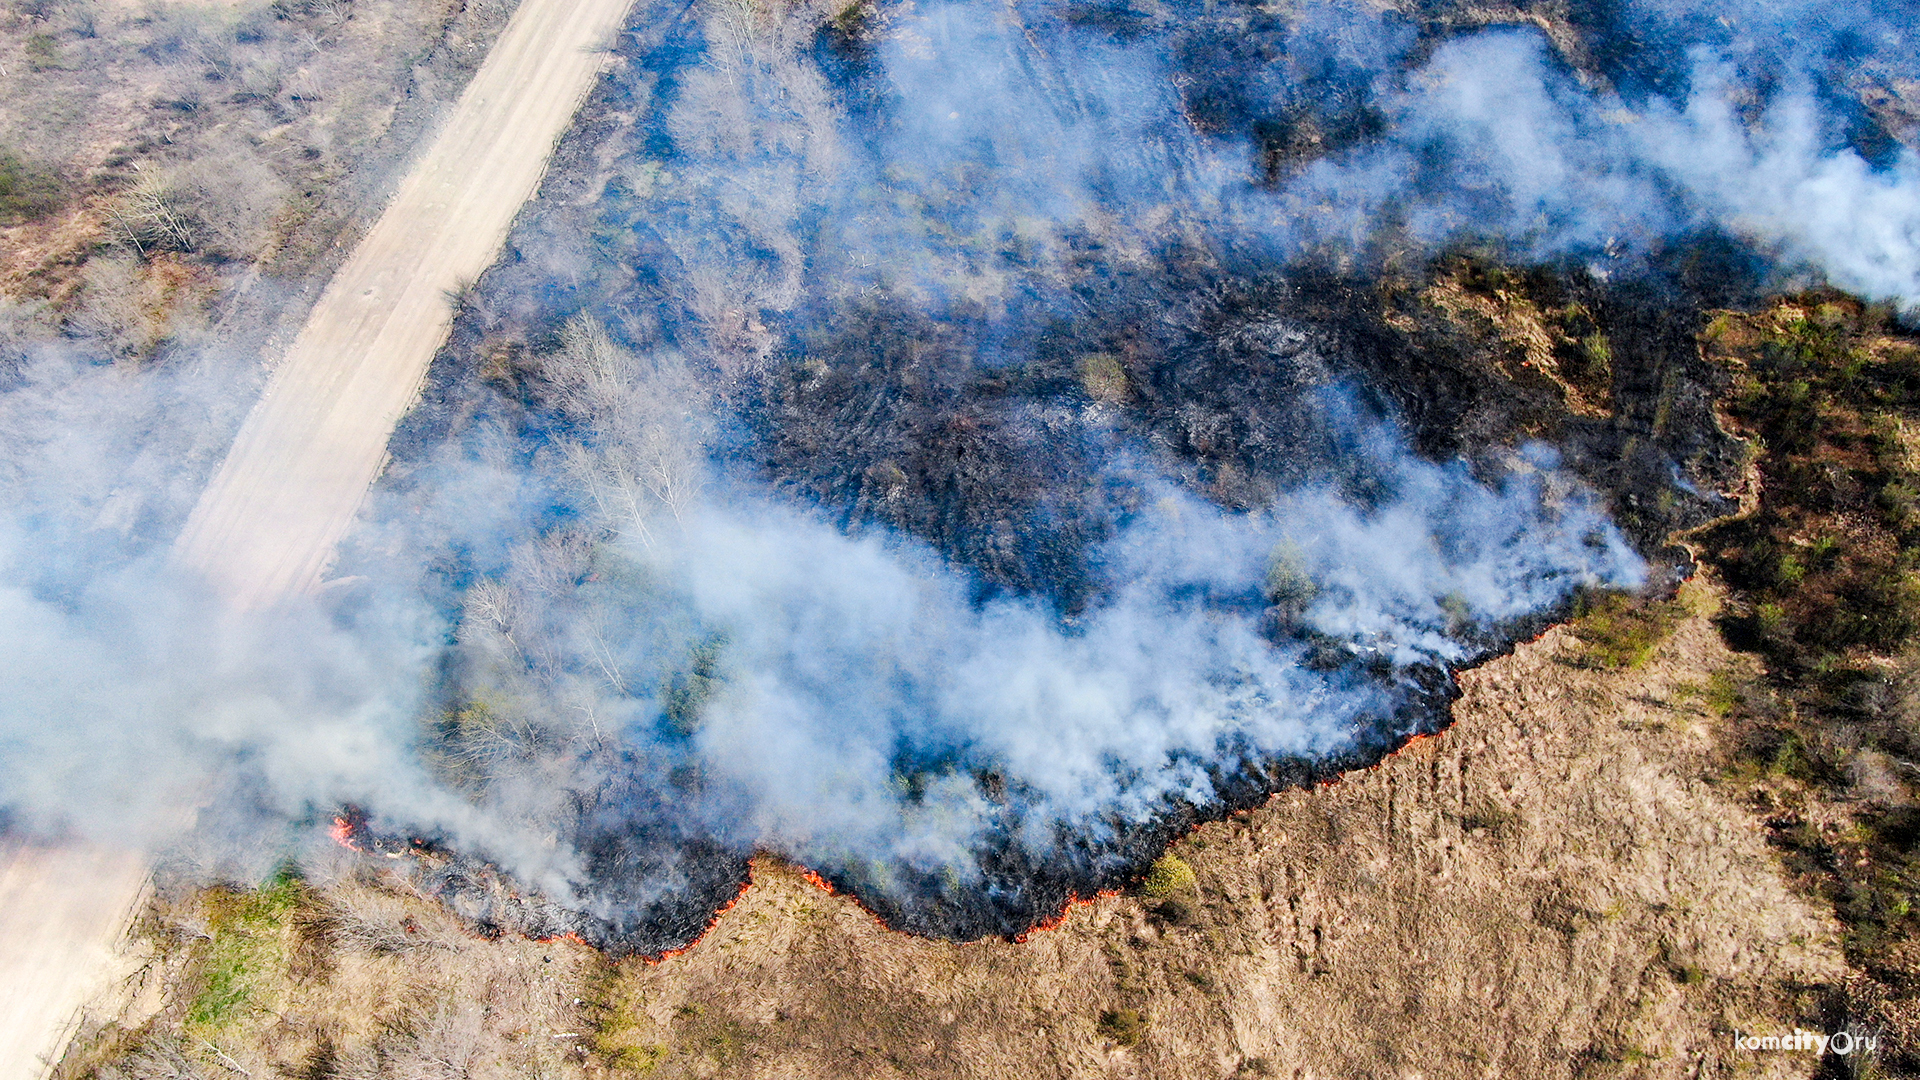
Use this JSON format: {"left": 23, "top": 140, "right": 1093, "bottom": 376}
{"left": 1559, "top": 331, "right": 1613, "bottom": 388}
{"left": 1139, "top": 853, "right": 1197, "bottom": 898}
{"left": 662, "top": 636, "right": 727, "bottom": 737}
{"left": 1459, "top": 800, "right": 1515, "bottom": 835}
{"left": 104, "top": 151, "right": 289, "bottom": 260}
{"left": 1096, "top": 1008, "right": 1146, "bottom": 1047}
{"left": 1263, "top": 542, "right": 1317, "bottom": 608}
{"left": 322, "top": 886, "right": 436, "bottom": 956}
{"left": 1148, "top": 896, "right": 1195, "bottom": 926}
{"left": 1076, "top": 352, "right": 1130, "bottom": 402}
{"left": 107, "top": 175, "right": 200, "bottom": 254}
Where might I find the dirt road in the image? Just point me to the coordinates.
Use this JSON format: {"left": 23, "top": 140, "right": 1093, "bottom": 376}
{"left": 0, "top": 0, "right": 635, "bottom": 1071}
{"left": 0, "top": 845, "right": 150, "bottom": 1080}
{"left": 172, "top": 0, "right": 637, "bottom": 609}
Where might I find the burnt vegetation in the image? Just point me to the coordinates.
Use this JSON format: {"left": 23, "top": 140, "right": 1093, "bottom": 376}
{"left": 384, "top": 228, "right": 1750, "bottom": 951}
{"left": 31, "top": 0, "right": 1920, "bottom": 1073}
{"left": 349, "top": 0, "right": 1777, "bottom": 955}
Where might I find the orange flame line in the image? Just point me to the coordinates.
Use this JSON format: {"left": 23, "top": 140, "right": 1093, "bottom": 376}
{"left": 1012, "top": 888, "right": 1121, "bottom": 943}
{"left": 792, "top": 863, "right": 895, "bottom": 933}
{"left": 638, "top": 876, "right": 753, "bottom": 965}
{"left": 325, "top": 641, "right": 1530, "bottom": 963}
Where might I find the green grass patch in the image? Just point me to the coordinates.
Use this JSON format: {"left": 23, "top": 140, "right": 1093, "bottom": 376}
{"left": 1702, "top": 670, "right": 1739, "bottom": 716}
{"left": 185, "top": 868, "right": 304, "bottom": 1033}
{"left": 24, "top": 32, "right": 60, "bottom": 71}
{"left": 606, "top": 1044, "right": 668, "bottom": 1073}
{"left": 1096, "top": 1008, "right": 1146, "bottom": 1046}
{"left": 0, "top": 147, "right": 62, "bottom": 224}
{"left": 1571, "top": 589, "right": 1681, "bottom": 670}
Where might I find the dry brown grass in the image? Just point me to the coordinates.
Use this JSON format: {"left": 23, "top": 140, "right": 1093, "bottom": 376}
{"left": 0, "top": 0, "right": 522, "bottom": 354}
{"left": 55, "top": 865, "right": 602, "bottom": 1080}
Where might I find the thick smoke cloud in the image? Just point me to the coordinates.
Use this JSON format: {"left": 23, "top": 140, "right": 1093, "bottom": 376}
{"left": 659, "top": 433, "right": 1639, "bottom": 869}
{"left": 339, "top": 307, "right": 1640, "bottom": 938}
{"left": 1257, "top": 0, "right": 1919, "bottom": 306}
{"left": 1, "top": 0, "right": 1913, "bottom": 943}
{"left": 1279, "top": 31, "right": 1920, "bottom": 307}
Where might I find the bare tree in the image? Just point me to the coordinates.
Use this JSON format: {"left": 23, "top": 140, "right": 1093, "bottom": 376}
{"left": 106, "top": 174, "right": 199, "bottom": 255}
{"left": 541, "top": 314, "right": 713, "bottom": 546}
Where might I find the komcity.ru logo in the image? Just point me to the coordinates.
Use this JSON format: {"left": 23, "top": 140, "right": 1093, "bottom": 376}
{"left": 1733, "top": 1029, "right": 1878, "bottom": 1056}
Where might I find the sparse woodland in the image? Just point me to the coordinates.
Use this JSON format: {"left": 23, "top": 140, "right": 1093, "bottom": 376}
{"left": 0, "top": 0, "right": 520, "bottom": 362}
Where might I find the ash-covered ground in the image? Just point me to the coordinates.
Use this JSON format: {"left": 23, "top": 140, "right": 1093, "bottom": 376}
{"left": 312, "top": 0, "right": 1850, "bottom": 953}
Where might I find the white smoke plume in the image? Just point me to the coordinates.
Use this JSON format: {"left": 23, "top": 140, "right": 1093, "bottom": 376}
{"left": 332, "top": 309, "right": 1641, "bottom": 936}
{"left": 1273, "top": 29, "right": 1920, "bottom": 308}
{"left": 1, "top": 0, "right": 1912, "bottom": 939}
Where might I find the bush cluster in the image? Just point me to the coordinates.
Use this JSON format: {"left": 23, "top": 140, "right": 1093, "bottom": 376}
{"left": 1697, "top": 294, "right": 1920, "bottom": 1062}
{"left": 1139, "top": 853, "right": 1197, "bottom": 898}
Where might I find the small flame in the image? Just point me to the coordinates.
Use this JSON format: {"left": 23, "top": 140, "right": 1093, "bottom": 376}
{"left": 795, "top": 864, "right": 900, "bottom": 933}
{"left": 1013, "top": 889, "right": 1120, "bottom": 943}
{"left": 329, "top": 814, "right": 362, "bottom": 851}
{"left": 641, "top": 876, "right": 754, "bottom": 965}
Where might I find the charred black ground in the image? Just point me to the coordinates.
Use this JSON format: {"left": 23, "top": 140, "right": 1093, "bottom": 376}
{"left": 357, "top": 269, "right": 1740, "bottom": 954}
{"left": 331, "top": 0, "right": 1775, "bottom": 955}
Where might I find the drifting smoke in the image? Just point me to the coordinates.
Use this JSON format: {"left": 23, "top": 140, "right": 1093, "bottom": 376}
{"left": 0, "top": 347, "right": 466, "bottom": 861}
{"left": 0, "top": 0, "right": 1914, "bottom": 945}
{"left": 352, "top": 315, "right": 1640, "bottom": 940}
{"left": 1280, "top": 27, "right": 1920, "bottom": 307}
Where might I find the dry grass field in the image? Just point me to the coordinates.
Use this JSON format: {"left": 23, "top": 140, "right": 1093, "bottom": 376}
{"left": 8, "top": 0, "right": 1920, "bottom": 1076}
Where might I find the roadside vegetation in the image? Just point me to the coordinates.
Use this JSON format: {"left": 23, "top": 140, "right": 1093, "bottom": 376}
{"left": 0, "top": 0, "right": 520, "bottom": 360}
{"left": 53, "top": 861, "right": 602, "bottom": 1080}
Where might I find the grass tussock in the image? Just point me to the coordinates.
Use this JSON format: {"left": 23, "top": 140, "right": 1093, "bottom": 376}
{"left": 0, "top": 145, "right": 63, "bottom": 224}
{"left": 1096, "top": 1007, "right": 1147, "bottom": 1047}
